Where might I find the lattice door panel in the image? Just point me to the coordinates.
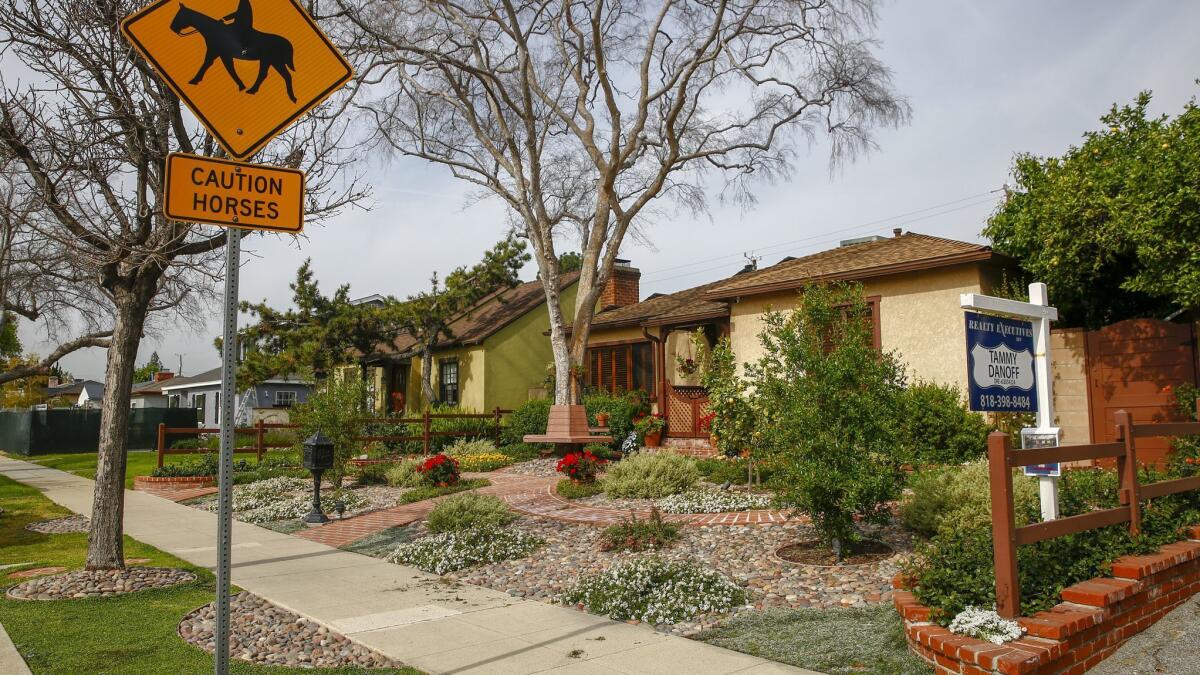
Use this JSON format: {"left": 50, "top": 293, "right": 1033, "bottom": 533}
{"left": 667, "top": 386, "right": 710, "bottom": 438}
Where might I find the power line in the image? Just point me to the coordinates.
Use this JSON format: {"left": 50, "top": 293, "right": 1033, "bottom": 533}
{"left": 641, "top": 192, "right": 1002, "bottom": 289}
{"left": 641, "top": 188, "right": 1003, "bottom": 281}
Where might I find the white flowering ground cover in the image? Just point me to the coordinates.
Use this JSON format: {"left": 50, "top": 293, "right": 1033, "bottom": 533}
{"left": 656, "top": 488, "right": 771, "bottom": 514}
{"left": 199, "top": 476, "right": 369, "bottom": 524}
{"left": 386, "top": 526, "right": 543, "bottom": 574}
{"left": 560, "top": 557, "right": 747, "bottom": 625}
{"left": 948, "top": 606, "right": 1025, "bottom": 644}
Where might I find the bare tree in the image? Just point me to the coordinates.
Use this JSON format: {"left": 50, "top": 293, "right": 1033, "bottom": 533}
{"left": 337, "top": 0, "right": 908, "bottom": 403}
{"left": 0, "top": 0, "right": 366, "bottom": 569}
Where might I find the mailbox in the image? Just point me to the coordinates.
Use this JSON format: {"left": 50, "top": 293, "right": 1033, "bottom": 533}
{"left": 302, "top": 432, "right": 334, "bottom": 471}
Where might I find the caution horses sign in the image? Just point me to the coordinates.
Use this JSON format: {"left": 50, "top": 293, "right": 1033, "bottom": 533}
{"left": 122, "top": 0, "right": 352, "bottom": 159}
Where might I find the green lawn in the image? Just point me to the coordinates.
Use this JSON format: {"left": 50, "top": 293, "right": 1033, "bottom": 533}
{"left": 698, "top": 605, "right": 932, "bottom": 675}
{"left": 13, "top": 450, "right": 299, "bottom": 489}
{"left": 0, "top": 475, "right": 421, "bottom": 675}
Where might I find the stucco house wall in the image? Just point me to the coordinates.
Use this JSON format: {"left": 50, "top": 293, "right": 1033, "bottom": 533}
{"left": 727, "top": 263, "right": 989, "bottom": 391}
{"left": 1050, "top": 328, "right": 1091, "bottom": 446}
{"left": 483, "top": 283, "right": 579, "bottom": 410}
{"left": 130, "top": 394, "right": 169, "bottom": 409}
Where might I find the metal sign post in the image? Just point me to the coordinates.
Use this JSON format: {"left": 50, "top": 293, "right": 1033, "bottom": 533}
{"left": 962, "top": 282, "right": 1061, "bottom": 521}
{"left": 215, "top": 228, "right": 241, "bottom": 675}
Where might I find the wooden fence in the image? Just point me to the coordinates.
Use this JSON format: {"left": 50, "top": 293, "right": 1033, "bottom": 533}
{"left": 156, "top": 407, "right": 511, "bottom": 467}
{"left": 989, "top": 402, "right": 1200, "bottom": 618}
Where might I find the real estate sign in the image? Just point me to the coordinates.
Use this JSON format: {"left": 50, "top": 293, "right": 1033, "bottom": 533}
{"left": 964, "top": 311, "right": 1038, "bottom": 413}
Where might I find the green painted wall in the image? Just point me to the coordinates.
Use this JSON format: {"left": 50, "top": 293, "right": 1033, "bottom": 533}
{"left": 480, "top": 282, "right": 578, "bottom": 411}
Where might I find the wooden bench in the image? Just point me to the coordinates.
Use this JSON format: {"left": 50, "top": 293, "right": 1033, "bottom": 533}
{"left": 523, "top": 404, "right": 613, "bottom": 456}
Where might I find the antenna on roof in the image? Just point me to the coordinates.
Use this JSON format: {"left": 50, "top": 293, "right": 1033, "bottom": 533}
{"left": 743, "top": 251, "right": 761, "bottom": 271}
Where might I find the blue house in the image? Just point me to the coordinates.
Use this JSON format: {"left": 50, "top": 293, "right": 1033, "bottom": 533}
{"left": 158, "top": 366, "right": 311, "bottom": 427}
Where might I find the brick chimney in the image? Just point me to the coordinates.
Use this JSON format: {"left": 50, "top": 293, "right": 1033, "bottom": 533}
{"left": 154, "top": 371, "right": 175, "bottom": 382}
{"left": 600, "top": 259, "right": 641, "bottom": 309}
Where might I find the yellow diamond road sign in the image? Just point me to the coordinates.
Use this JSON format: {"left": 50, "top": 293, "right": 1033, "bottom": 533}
{"left": 121, "top": 0, "right": 352, "bottom": 160}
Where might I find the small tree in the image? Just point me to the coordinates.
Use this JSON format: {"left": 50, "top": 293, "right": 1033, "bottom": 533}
{"left": 291, "top": 375, "right": 370, "bottom": 490}
{"left": 133, "top": 352, "right": 164, "bottom": 383}
{"left": 749, "top": 283, "right": 905, "bottom": 558}
{"left": 692, "top": 330, "right": 758, "bottom": 474}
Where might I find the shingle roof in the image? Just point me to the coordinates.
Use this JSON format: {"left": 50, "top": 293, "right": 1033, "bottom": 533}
{"left": 705, "top": 232, "right": 995, "bottom": 300}
{"left": 381, "top": 272, "right": 581, "bottom": 357}
{"left": 590, "top": 278, "right": 730, "bottom": 330}
{"left": 43, "top": 379, "right": 103, "bottom": 397}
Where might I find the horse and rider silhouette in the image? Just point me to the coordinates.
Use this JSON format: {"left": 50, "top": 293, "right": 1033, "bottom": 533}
{"left": 170, "top": 0, "right": 297, "bottom": 103}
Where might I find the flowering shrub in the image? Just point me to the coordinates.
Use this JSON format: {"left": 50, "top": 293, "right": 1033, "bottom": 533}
{"left": 455, "top": 452, "right": 514, "bottom": 472}
{"left": 387, "top": 526, "right": 543, "bottom": 574}
{"left": 948, "top": 607, "right": 1025, "bottom": 644}
{"left": 561, "top": 558, "right": 745, "bottom": 624}
{"left": 418, "top": 454, "right": 460, "bottom": 486}
{"left": 599, "top": 507, "right": 680, "bottom": 552}
{"left": 556, "top": 451, "right": 605, "bottom": 483}
{"left": 446, "top": 438, "right": 500, "bottom": 457}
{"left": 385, "top": 459, "right": 425, "bottom": 488}
{"left": 633, "top": 413, "right": 666, "bottom": 437}
{"left": 656, "top": 488, "right": 770, "bottom": 514}
{"left": 698, "top": 412, "right": 716, "bottom": 433}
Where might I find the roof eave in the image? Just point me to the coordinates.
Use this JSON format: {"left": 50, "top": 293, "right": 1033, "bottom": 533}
{"left": 704, "top": 249, "right": 997, "bottom": 301}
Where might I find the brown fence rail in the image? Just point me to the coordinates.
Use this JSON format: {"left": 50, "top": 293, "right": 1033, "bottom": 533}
{"left": 155, "top": 407, "right": 511, "bottom": 468}
{"left": 989, "top": 402, "right": 1200, "bottom": 618}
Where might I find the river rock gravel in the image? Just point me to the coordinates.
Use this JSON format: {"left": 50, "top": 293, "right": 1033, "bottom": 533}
{"left": 6, "top": 567, "right": 196, "bottom": 600}
{"left": 178, "top": 591, "right": 403, "bottom": 669}
{"left": 502, "top": 458, "right": 560, "bottom": 477}
{"left": 24, "top": 514, "right": 90, "bottom": 533}
{"left": 438, "top": 516, "right": 912, "bottom": 635}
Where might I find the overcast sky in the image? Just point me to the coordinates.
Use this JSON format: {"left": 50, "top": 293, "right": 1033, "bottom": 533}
{"left": 19, "top": 0, "right": 1200, "bottom": 381}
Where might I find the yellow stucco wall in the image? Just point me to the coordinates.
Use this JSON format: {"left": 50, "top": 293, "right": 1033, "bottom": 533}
{"left": 482, "top": 283, "right": 579, "bottom": 410}
{"left": 407, "top": 346, "right": 485, "bottom": 411}
{"left": 728, "top": 263, "right": 988, "bottom": 389}
{"left": 1051, "top": 328, "right": 1091, "bottom": 446}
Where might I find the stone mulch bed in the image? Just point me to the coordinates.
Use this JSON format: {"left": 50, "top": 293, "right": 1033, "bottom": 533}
{"left": 179, "top": 591, "right": 402, "bottom": 669}
{"left": 502, "top": 458, "right": 560, "bottom": 477}
{"left": 25, "top": 514, "right": 89, "bottom": 533}
{"left": 570, "top": 482, "right": 770, "bottom": 512}
{"left": 6, "top": 567, "right": 197, "bottom": 600}
{"left": 434, "top": 516, "right": 912, "bottom": 636}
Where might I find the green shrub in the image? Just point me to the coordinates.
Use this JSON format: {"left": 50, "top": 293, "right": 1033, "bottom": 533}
{"left": 425, "top": 492, "right": 515, "bottom": 533}
{"left": 446, "top": 438, "right": 499, "bottom": 456}
{"left": 427, "top": 406, "right": 497, "bottom": 452}
{"left": 582, "top": 391, "right": 641, "bottom": 448}
{"left": 905, "top": 469, "right": 1200, "bottom": 619}
{"left": 396, "top": 478, "right": 489, "bottom": 505}
{"left": 501, "top": 398, "right": 552, "bottom": 445}
{"left": 355, "top": 462, "right": 393, "bottom": 486}
{"left": 694, "top": 457, "right": 776, "bottom": 485}
{"left": 602, "top": 452, "right": 699, "bottom": 498}
{"left": 387, "top": 525, "right": 542, "bottom": 574}
{"left": 169, "top": 438, "right": 201, "bottom": 450}
{"left": 599, "top": 508, "right": 680, "bottom": 552}
{"left": 497, "top": 443, "right": 542, "bottom": 462}
{"left": 899, "top": 462, "right": 1040, "bottom": 536}
{"left": 896, "top": 381, "right": 990, "bottom": 466}
{"left": 562, "top": 558, "right": 745, "bottom": 624}
{"left": 555, "top": 478, "right": 604, "bottom": 499}
{"left": 291, "top": 376, "right": 370, "bottom": 488}
{"left": 584, "top": 443, "right": 621, "bottom": 461}
{"left": 386, "top": 459, "right": 425, "bottom": 488}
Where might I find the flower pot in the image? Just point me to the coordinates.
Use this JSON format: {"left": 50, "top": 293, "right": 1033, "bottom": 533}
{"left": 644, "top": 431, "right": 662, "bottom": 447}
{"left": 595, "top": 412, "right": 610, "bottom": 427}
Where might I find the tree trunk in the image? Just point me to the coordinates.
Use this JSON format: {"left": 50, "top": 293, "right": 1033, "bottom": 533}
{"left": 541, "top": 273, "right": 572, "bottom": 405}
{"left": 419, "top": 346, "right": 436, "bottom": 406}
{"left": 86, "top": 289, "right": 150, "bottom": 570}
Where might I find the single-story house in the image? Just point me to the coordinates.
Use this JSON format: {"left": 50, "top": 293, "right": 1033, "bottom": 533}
{"left": 40, "top": 379, "right": 104, "bottom": 408}
{"left": 584, "top": 230, "right": 1012, "bottom": 445}
{"left": 362, "top": 272, "right": 581, "bottom": 414}
{"left": 130, "top": 371, "right": 177, "bottom": 408}
{"left": 76, "top": 381, "right": 106, "bottom": 409}
{"left": 159, "top": 367, "right": 311, "bottom": 426}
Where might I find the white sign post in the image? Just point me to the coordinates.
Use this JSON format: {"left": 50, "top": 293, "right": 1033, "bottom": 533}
{"left": 962, "top": 282, "right": 1061, "bottom": 521}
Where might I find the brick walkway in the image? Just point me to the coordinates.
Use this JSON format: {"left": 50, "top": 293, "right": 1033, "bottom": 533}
{"left": 295, "top": 469, "right": 794, "bottom": 548}
{"left": 133, "top": 484, "right": 218, "bottom": 502}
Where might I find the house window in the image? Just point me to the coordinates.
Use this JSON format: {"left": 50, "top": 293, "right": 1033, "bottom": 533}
{"left": 587, "top": 342, "right": 655, "bottom": 396}
{"left": 829, "top": 295, "right": 882, "bottom": 351}
{"left": 168, "top": 394, "right": 180, "bottom": 408}
{"left": 214, "top": 392, "right": 220, "bottom": 424}
{"left": 275, "top": 390, "right": 297, "bottom": 407}
{"left": 439, "top": 360, "right": 459, "bottom": 405}
{"left": 194, "top": 393, "right": 206, "bottom": 425}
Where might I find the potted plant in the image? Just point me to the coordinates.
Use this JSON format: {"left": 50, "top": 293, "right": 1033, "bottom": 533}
{"left": 595, "top": 411, "right": 610, "bottom": 427}
{"left": 634, "top": 413, "right": 666, "bottom": 447}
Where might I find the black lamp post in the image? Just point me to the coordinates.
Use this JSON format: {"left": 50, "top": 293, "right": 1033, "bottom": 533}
{"left": 302, "top": 432, "right": 334, "bottom": 524}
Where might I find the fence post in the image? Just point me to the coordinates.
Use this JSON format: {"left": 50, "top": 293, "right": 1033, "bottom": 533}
{"left": 423, "top": 409, "right": 431, "bottom": 454}
{"left": 1115, "top": 410, "right": 1141, "bottom": 536}
{"left": 255, "top": 419, "right": 265, "bottom": 464}
{"left": 988, "top": 431, "right": 1020, "bottom": 619}
{"left": 157, "top": 423, "right": 166, "bottom": 468}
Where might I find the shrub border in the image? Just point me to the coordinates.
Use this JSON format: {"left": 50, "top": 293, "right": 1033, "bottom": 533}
{"left": 893, "top": 524, "right": 1200, "bottom": 674}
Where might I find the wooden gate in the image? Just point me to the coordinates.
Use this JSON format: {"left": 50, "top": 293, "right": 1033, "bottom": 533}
{"left": 666, "top": 385, "right": 711, "bottom": 438}
{"left": 1086, "top": 319, "right": 1198, "bottom": 465}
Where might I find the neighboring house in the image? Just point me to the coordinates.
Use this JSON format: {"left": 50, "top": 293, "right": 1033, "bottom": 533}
{"left": 362, "top": 272, "right": 582, "bottom": 414}
{"left": 159, "top": 367, "right": 312, "bottom": 426}
{"left": 130, "top": 371, "right": 177, "bottom": 408}
{"left": 41, "top": 379, "right": 104, "bottom": 408}
{"left": 584, "top": 230, "right": 1011, "bottom": 443}
{"left": 75, "top": 381, "right": 106, "bottom": 409}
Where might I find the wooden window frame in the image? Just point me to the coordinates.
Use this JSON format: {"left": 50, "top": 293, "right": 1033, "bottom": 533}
{"left": 439, "top": 359, "right": 460, "bottom": 406}
{"left": 586, "top": 340, "right": 655, "bottom": 397}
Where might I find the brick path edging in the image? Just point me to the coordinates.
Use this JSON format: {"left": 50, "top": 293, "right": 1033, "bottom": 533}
{"left": 893, "top": 524, "right": 1200, "bottom": 675}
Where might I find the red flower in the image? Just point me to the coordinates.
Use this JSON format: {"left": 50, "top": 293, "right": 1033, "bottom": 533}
{"left": 556, "top": 451, "right": 605, "bottom": 482}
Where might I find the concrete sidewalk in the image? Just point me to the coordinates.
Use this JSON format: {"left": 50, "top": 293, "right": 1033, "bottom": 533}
{"left": 0, "top": 457, "right": 813, "bottom": 675}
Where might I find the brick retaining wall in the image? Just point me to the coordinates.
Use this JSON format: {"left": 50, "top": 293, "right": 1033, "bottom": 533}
{"left": 894, "top": 524, "right": 1200, "bottom": 674}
